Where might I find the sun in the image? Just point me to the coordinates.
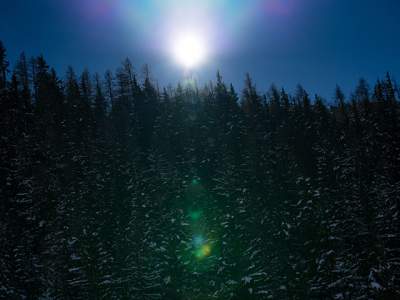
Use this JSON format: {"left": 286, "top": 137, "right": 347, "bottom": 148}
{"left": 172, "top": 32, "right": 208, "bottom": 69}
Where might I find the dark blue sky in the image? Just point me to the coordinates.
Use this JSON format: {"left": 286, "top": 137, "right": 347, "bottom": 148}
{"left": 1, "top": 0, "right": 399, "bottom": 99}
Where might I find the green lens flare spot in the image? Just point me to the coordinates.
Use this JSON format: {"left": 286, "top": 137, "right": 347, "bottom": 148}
{"left": 189, "top": 210, "right": 202, "bottom": 221}
{"left": 195, "top": 244, "right": 211, "bottom": 259}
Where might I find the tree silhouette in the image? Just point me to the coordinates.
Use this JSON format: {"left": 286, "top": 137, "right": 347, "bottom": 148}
{"left": 1, "top": 42, "right": 399, "bottom": 299}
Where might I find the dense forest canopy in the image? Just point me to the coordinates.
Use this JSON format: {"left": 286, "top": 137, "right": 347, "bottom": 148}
{"left": 0, "top": 42, "right": 399, "bottom": 299}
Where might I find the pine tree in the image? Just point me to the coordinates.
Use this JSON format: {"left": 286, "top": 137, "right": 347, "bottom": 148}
{"left": 1, "top": 46, "right": 400, "bottom": 299}
{"left": 0, "top": 41, "right": 9, "bottom": 90}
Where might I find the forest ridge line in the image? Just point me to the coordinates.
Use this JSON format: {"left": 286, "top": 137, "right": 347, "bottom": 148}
{"left": 1, "top": 42, "right": 400, "bottom": 299}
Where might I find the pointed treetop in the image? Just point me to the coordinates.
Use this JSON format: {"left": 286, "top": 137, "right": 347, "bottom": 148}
{"left": 0, "top": 41, "right": 9, "bottom": 88}
{"left": 335, "top": 85, "right": 345, "bottom": 105}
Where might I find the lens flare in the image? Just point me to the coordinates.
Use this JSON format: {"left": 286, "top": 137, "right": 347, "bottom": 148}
{"left": 189, "top": 210, "right": 202, "bottom": 221}
{"left": 193, "top": 235, "right": 205, "bottom": 247}
{"left": 195, "top": 244, "right": 211, "bottom": 259}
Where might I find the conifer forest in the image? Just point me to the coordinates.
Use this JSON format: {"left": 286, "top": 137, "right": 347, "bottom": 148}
{"left": 1, "top": 42, "right": 400, "bottom": 299}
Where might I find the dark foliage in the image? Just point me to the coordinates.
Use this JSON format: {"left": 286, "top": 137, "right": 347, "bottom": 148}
{"left": 1, "top": 44, "right": 399, "bottom": 299}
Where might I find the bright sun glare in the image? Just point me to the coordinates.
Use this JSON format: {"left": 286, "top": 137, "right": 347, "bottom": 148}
{"left": 172, "top": 32, "right": 208, "bottom": 69}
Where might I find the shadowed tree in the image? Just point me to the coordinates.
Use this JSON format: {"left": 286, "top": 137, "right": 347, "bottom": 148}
{"left": 1, "top": 43, "right": 400, "bottom": 299}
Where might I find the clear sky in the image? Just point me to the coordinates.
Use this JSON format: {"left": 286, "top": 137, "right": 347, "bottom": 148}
{"left": 1, "top": 0, "right": 399, "bottom": 99}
